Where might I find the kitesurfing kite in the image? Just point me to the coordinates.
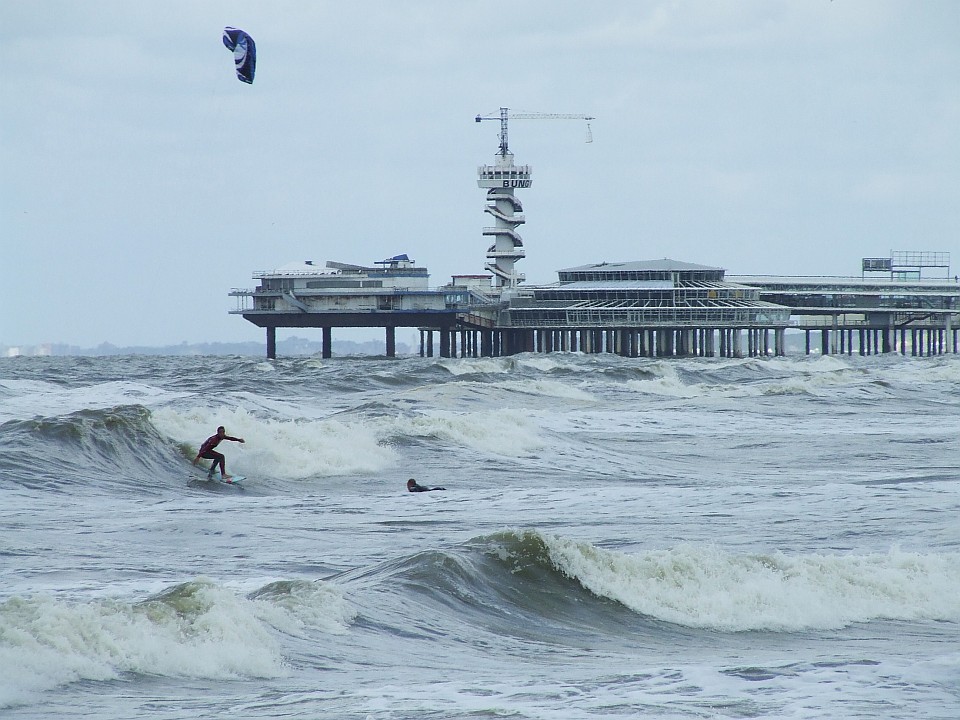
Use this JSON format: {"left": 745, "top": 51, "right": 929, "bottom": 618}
{"left": 222, "top": 27, "right": 256, "bottom": 84}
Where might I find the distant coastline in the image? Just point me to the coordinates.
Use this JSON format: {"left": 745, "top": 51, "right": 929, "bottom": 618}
{"left": 3, "top": 333, "right": 822, "bottom": 358}
{"left": 1, "top": 336, "right": 415, "bottom": 358}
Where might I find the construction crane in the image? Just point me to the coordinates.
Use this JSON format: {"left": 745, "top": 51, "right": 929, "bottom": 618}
{"left": 475, "top": 107, "right": 594, "bottom": 157}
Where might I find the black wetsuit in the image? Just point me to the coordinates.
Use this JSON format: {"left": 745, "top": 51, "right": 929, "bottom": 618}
{"left": 408, "top": 482, "right": 445, "bottom": 492}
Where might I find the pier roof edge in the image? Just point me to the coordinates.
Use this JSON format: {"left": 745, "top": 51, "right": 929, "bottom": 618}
{"left": 559, "top": 259, "right": 725, "bottom": 273}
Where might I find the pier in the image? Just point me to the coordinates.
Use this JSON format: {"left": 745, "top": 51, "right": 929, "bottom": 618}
{"left": 229, "top": 112, "right": 958, "bottom": 359}
{"left": 730, "top": 252, "right": 960, "bottom": 356}
{"left": 231, "top": 256, "right": 960, "bottom": 360}
{"left": 230, "top": 257, "right": 794, "bottom": 359}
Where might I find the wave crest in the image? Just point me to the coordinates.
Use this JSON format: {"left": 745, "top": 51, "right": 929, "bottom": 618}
{"left": 0, "top": 577, "right": 353, "bottom": 708}
{"left": 486, "top": 531, "right": 960, "bottom": 632}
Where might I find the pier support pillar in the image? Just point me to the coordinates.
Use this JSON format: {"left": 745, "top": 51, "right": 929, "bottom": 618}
{"left": 440, "top": 327, "right": 451, "bottom": 358}
{"left": 665, "top": 330, "right": 676, "bottom": 356}
{"left": 266, "top": 326, "right": 276, "bottom": 359}
{"left": 481, "top": 330, "right": 492, "bottom": 357}
{"left": 322, "top": 327, "right": 332, "bottom": 359}
{"left": 386, "top": 326, "right": 396, "bottom": 358}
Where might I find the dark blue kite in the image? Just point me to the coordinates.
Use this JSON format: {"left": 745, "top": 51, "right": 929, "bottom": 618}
{"left": 222, "top": 27, "right": 256, "bottom": 84}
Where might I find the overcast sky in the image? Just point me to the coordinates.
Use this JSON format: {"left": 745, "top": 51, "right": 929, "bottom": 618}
{"left": 3, "top": 1, "right": 959, "bottom": 347}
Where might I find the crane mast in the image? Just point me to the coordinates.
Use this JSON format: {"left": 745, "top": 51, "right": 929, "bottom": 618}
{"left": 475, "top": 107, "right": 594, "bottom": 289}
{"left": 475, "top": 107, "right": 595, "bottom": 157}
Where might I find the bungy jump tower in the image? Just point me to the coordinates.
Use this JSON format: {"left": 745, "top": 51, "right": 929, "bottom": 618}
{"left": 478, "top": 154, "right": 527, "bottom": 288}
{"left": 475, "top": 108, "right": 593, "bottom": 289}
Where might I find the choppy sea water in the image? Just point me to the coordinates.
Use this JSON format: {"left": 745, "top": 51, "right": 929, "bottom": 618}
{"left": 1, "top": 352, "right": 958, "bottom": 719}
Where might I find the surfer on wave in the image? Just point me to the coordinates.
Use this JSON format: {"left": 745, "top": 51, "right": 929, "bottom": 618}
{"left": 193, "top": 426, "right": 245, "bottom": 480}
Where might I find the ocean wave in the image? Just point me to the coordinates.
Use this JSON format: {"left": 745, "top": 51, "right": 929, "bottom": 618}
{"left": 437, "top": 352, "right": 639, "bottom": 379}
{"left": 0, "top": 405, "right": 183, "bottom": 488}
{"left": 516, "top": 531, "right": 960, "bottom": 632}
{"left": 438, "top": 356, "right": 545, "bottom": 376}
{"left": 152, "top": 406, "right": 398, "bottom": 479}
{"left": 248, "top": 579, "right": 356, "bottom": 636}
{"left": 369, "top": 530, "right": 960, "bottom": 637}
{"left": 610, "top": 355, "right": 903, "bottom": 400}
{"left": 376, "top": 409, "right": 546, "bottom": 457}
{"left": 0, "top": 378, "right": 191, "bottom": 424}
{"left": 342, "top": 542, "right": 623, "bottom": 647}
{"left": 0, "top": 577, "right": 352, "bottom": 709}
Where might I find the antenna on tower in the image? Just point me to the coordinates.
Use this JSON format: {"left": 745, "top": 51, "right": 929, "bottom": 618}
{"left": 475, "top": 107, "right": 595, "bottom": 156}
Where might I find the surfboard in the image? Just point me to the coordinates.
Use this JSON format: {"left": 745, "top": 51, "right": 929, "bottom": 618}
{"left": 194, "top": 472, "right": 246, "bottom": 486}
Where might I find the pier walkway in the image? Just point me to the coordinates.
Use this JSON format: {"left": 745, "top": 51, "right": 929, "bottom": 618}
{"left": 729, "top": 275, "right": 960, "bottom": 356}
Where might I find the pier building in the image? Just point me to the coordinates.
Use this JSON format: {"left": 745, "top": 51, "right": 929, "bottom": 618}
{"left": 731, "top": 252, "right": 960, "bottom": 356}
{"left": 229, "top": 112, "right": 959, "bottom": 359}
{"left": 493, "top": 259, "right": 791, "bottom": 358}
{"left": 230, "top": 255, "right": 793, "bottom": 359}
{"left": 229, "top": 256, "right": 500, "bottom": 359}
{"left": 231, "top": 253, "right": 959, "bottom": 359}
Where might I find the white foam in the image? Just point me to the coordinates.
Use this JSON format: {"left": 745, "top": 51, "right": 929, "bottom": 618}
{"left": 621, "top": 360, "right": 754, "bottom": 399}
{"left": 619, "top": 355, "right": 892, "bottom": 399}
{"left": 152, "top": 406, "right": 397, "bottom": 479}
{"left": 249, "top": 579, "right": 356, "bottom": 637}
{"left": 515, "top": 355, "right": 565, "bottom": 372}
{"left": 437, "top": 354, "right": 570, "bottom": 376}
{"left": 438, "top": 357, "right": 514, "bottom": 376}
{"left": 877, "top": 354, "right": 960, "bottom": 390}
{"left": 625, "top": 363, "right": 705, "bottom": 398}
{"left": 538, "top": 534, "right": 960, "bottom": 632}
{"left": 0, "top": 581, "right": 281, "bottom": 707}
{"left": 0, "top": 380, "right": 190, "bottom": 422}
{"left": 383, "top": 408, "right": 546, "bottom": 457}
{"left": 0, "top": 577, "right": 356, "bottom": 708}
{"left": 497, "top": 379, "right": 595, "bottom": 402}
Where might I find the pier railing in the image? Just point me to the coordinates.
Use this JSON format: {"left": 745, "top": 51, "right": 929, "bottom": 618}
{"left": 508, "top": 305, "right": 790, "bottom": 328}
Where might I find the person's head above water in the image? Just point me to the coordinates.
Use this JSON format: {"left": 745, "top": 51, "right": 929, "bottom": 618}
{"left": 407, "top": 479, "right": 417, "bottom": 489}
